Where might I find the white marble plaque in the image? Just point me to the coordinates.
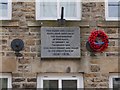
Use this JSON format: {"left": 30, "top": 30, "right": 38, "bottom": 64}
{"left": 41, "top": 27, "right": 81, "bottom": 58}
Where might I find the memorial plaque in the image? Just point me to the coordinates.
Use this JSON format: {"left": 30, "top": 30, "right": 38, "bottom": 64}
{"left": 41, "top": 27, "right": 81, "bottom": 58}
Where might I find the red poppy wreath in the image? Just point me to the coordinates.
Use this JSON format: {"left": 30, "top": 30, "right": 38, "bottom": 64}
{"left": 87, "top": 30, "right": 109, "bottom": 52}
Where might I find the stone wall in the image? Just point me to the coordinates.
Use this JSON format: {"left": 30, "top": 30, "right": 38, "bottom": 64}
{"left": 0, "top": 0, "right": 119, "bottom": 89}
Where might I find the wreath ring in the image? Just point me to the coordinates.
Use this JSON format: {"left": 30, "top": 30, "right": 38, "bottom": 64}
{"left": 87, "top": 30, "right": 109, "bottom": 52}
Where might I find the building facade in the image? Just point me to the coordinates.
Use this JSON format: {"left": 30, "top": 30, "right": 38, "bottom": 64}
{"left": 0, "top": 0, "right": 119, "bottom": 89}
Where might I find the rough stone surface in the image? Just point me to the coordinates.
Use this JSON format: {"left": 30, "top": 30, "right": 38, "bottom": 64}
{"left": 1, "top": 1, "right": 119, "bottom": 89}
{"left": 12, "top": 78, "right": 26, "bottom": 82}
{"left": 22, "top": 83, "right": 36, "bottom": 88}
{"left": 90, "top": 65, "right": 100, "bottom": 72}
{"left": 27, "top": 78, "right": 36, "bottom": 82}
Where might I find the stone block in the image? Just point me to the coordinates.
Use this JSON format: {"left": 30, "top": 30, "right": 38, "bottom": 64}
{"left": 90, "top": 60, "right": 99, "bottom": 64}
{"left": 90, "top": 65, "right": 100, "bottom": 72}
{"left": 17, "top": 64, "right": 32, "bottom": 72}
{"left": 82, "top": 3, "right": 96, "bottom": 7}
{"left": 1, "top": 40, "right": 7, "bottom": 44}
{"left": 82, "top": 7, "right": 90, "bottom": 12}
{"left": 106, "top": 52, "right": 118, "bottom": 57}
{"left": 30, "top": 47, "right": 36, "bottom": 52}
{"left": 98, "top": 82, "right": 108, "bottom": 87}
{"left": 18, "top": 58, "right": 30, "bottom": 64}
{"left": 6, "top": 52, "right": 15, "bottom": 57}
{"left": 23, "top": 73, "right": 36, "bottom": 77}
{"left": 35, "top": 40, "right": 41, "bottom": 45}
{"left": 108, "top": 41, "right": 116, "bottom": 46}
{"left": 1, "top": 57, "right": 16, "bottom": 72}
{"left": 22, "top": 83, "right": 36, "bottom": 88}
{"left": 13, "top": 78, "right": 26, "bottom": 82}
{"left": 97, "top": 21, "right": 119, "bottom": 28}
{"left": 84, "top": 73, "right": 100, "bottom": 77}
{"left": 24, "top": 46, "right": 30, "bottom": 52}
{"left": 91, "top": 83, "right": 98, "bottom": 87}
{"left": 93, "top": 77, "right": 102, "bottom": 82}
{"left": 12, "top": 73, "right": 24, "bottom": 77}
{"left": 25, "top": 13, "right": 35, "bottom": 20}
{"left": 0, "top": 52, "right": 5, "bottom": 56}
{"left": 105, "top": 28, "right": 117, "bottom": 34}
{"left": 29, "top": 28, "right": 40, "bottom": 32}
{"left": 12, "top": 83, "right": 21, "bottom": 88}
{"left": 82, "top": 13, "right": 91, "bottom": 21}
{"left": 26, "top": 40, "right": 35, "bottom": 46}
{"left": 105, "top": 47, "right": 118, "bottom": 52}
{"left": 24, "top": 53, "right": 36, "bottom": 57}
{"left": 27, "top": 78, "right": 36, "bottom": 82}
{"left": 0, "top": 21, "right": 19, "bottom": 27}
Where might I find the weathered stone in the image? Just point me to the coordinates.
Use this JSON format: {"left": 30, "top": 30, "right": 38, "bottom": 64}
{"left": 18, "top": 58, "right": 30, "bottom": 64}
{"left": 24, "top": 46, "right": 30, "bottom": 52}
{"left": 1, "top": 57, "right": 16, "bottom": 72}
{"left": 29, "top": 28, "right": 40, "bottom": 32}
{"left": 12, "top": 83, "right": 21, "bottom": 88}
{"left": 0, "top": 52, "right": 5, "bottom": 56}
{"left": 18, "top": 65, "right": 24, "bottom": 69}
{"left": 1, "top": 40, "right": 7, "bottom": 44}
{"left": 13, "top": 78, "right": 26, "bottom": 82}
{"left": 106, "top": 47, "right": 118, "bottom": 52}
{"left": 90, "top": 65, "right": 100, "bottom": 72}
{"left": 30, "top": 47, "right": 36, "bottom": 52}
{"left": 90, "top": 60, "right": 99, "bottom": 64}
{"left": 6, "top": 52, "right": 15, "bottom": 56}
{"left": 84, "top": 73, "right": 100, "bottom": 77}
{"left": 27, "top": 78, "right": 36, "bottom": 82}
{"left": 82, "top": 3, "right": 96, "bottom": 7}
{"left": 35, "top": 40, "right": 41, "bottom": 45}
{"left": 105, "top": 28, "right": 117, "bottom": 34}
{"left": 24, "top": 53, "right": 36, "bottom": 57}
{"left": 82, "top": 7, "right": 90, "bottom": 12}
{"left": 106, "top": 52, "right": 118, "bottom": 56}
{"left": 91, "top": 83, "right": 98, "bottom": 87}
{"left": 0, "top": 21, "right": 19, "bottom": 26}
{"left": 2, "top": 45, "right": 8, "bottom": 51}
{"left": 26, "top": 40, "right": 35, "bottom": 46}
{"left": 93, "top": 78, "right": 102, "bottom": 82}
{"left": 12, "top": 73, "right": 24, "bottom": 77}
{"left": 23, "top": 73, "right": 36, "bottom": 77}
{"left": 82, "top": 13, "right": 91, "bottom": 20}
{"left": 1, "top": 1, "right": 119, "bottom": 89}
{"left": 17, "top": 64, "right": 32, "bottom": 72}
{"left": 22, "top": 83, "right": 36, "bottom": 88}
{"left": 97, "top": 22, "right": 119, "bottom": 28}
{"left": 101, "top": 73, "right": 109, "bottom": 77}
{"left": 108, "top": 41, "right": 116, "bottom": 46}
{"left": 98, "top": 82, "right": 108, "bottom": 87}
{"left": 25, "top": 13, "right": 35, "bottom": 20}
